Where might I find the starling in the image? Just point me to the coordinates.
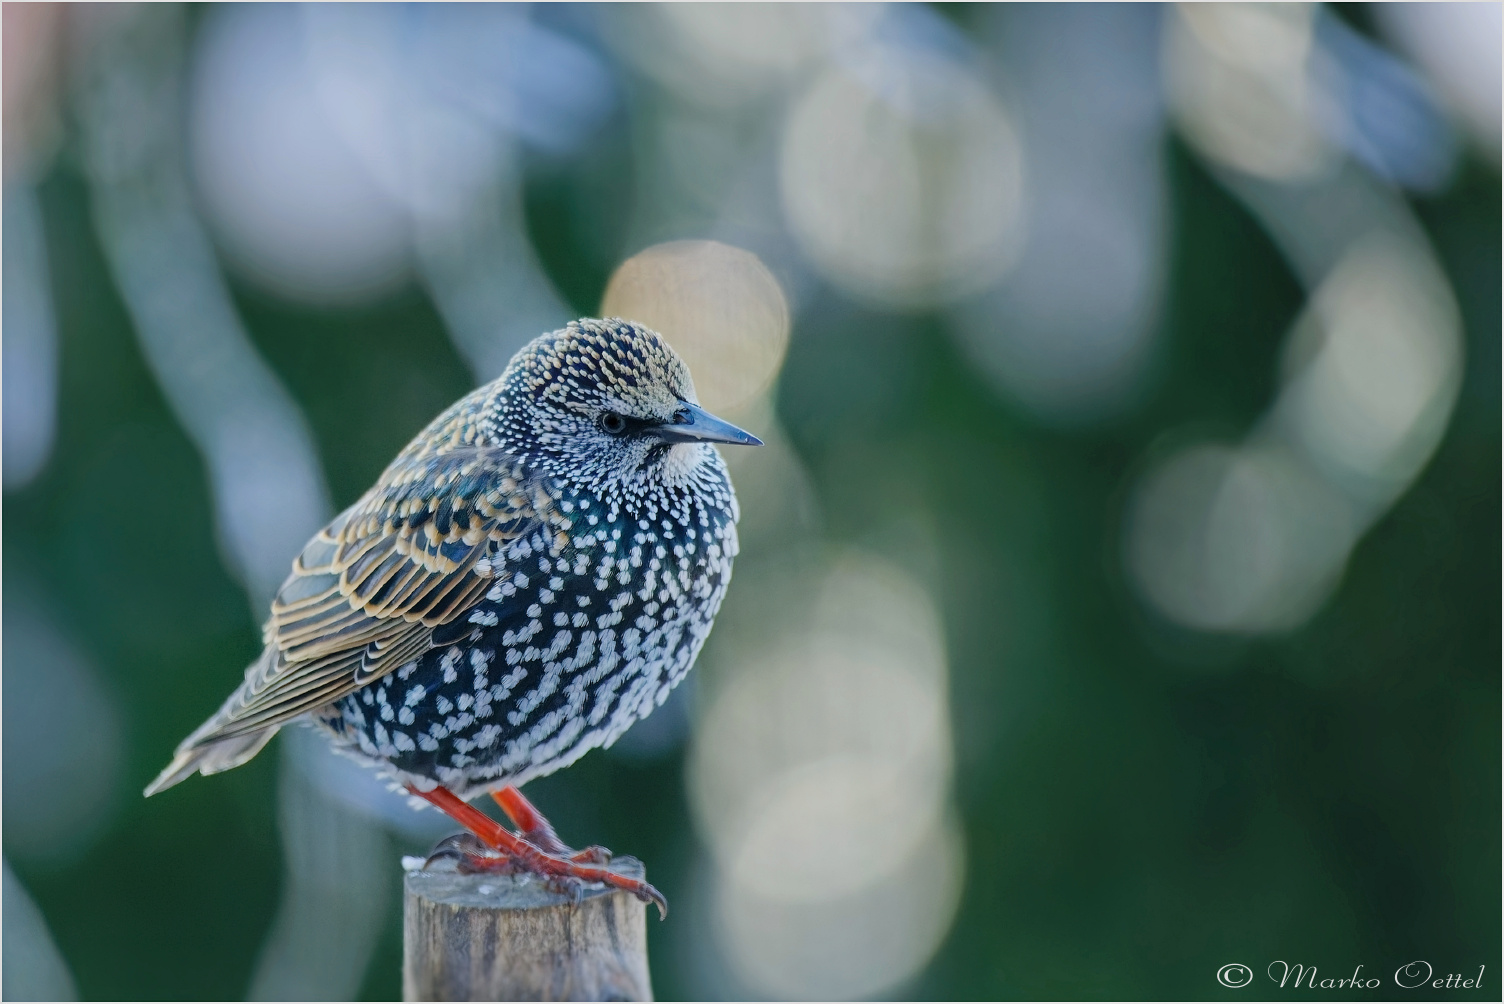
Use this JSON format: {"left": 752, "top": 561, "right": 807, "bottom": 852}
{"left": 145, "top": 318, "right": 761, "bottom": 914}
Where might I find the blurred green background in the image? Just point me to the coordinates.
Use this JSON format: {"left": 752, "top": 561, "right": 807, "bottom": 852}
{"left": 3, "top": 3, "right": 1498, "bottom": 1000}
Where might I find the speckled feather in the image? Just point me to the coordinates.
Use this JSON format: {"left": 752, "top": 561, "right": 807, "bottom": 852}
{"left": 147, "top": 319, "right": 740, "bottom": 800}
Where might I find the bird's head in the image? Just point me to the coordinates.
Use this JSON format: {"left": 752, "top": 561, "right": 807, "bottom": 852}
{"left": 488, "top": 318, "right": 761, "bottom": 490}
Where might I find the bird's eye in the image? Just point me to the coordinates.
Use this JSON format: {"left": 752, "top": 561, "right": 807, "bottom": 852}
{"left": 599, "top": 411, "right": 629, "bottom": 436}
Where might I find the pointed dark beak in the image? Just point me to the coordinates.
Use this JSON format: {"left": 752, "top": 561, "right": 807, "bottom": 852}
{"left": 655, "top": 402, "right": 763, "bottom": 446}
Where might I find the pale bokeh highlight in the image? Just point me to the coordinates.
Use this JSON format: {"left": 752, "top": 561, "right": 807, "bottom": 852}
{"left": 780, "top": 42, "right": 1025, "bottom": 307}
{"left": 600, "top": 240, "right": 790, "bottom": 415}
{"left": 1165, "top": 3, "right": 1337, "bottom": 182}
{"left": 690, "top": 553, "right": 963, "bottom": 999}
{"left": 1127, "top": 232, "right": 1462, "bottom": 634}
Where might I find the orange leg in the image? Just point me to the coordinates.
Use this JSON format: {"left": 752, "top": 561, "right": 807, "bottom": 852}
{"left": 490, "top": 786, "right": 611, "bottom": 864}
{"left": 409, "top": 784, "right": 666, "bottom": 918}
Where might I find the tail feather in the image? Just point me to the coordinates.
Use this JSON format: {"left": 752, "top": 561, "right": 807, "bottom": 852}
{"left": 143, "top": 727, "right": 280, "bottom": 797}
{"left": 145, "top": 648, "right": 286, "bottom": 797}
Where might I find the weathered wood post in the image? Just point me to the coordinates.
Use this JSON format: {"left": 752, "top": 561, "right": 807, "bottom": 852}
{"left": 402, "top": 862, "right": 653, "bottom": 1002}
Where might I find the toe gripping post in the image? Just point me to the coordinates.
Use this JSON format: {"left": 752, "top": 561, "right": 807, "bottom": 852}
{"left": 402, "top": 784, "right": 658, "bottom": 1002}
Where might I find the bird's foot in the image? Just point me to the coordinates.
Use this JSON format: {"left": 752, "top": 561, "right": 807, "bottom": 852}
{"left": 424, "top": 831, "right": 610, "bottom": 871}
{"left": 489, "top": 786, "right": 613, "bottom": 863}
{"left": 421, "top": 833, "right": 612, "bottom": 907}
{"left": 486, "top": 821, "right": 611, "bottom": 865}
{"left": 409, "top": 785, "right": 667, "bottom": 919}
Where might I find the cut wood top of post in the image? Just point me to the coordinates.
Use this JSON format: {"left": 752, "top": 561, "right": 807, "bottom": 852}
{"left": 403, "top": 860, "right": 645, "bottom": 911}
{"left": 403, "top": 860, "right": 654, "bottom": 1002}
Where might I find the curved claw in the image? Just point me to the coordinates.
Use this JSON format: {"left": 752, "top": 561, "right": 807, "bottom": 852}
{"left": 408, "top": 786, "right": 669, "bottom": 920}
{"left": 544, "top": 873, "right": 587, "bottom": 908}
{"left": 637, "top": 880, "right": 668, "bottom": 921}
{"left": 534, "top": 854, "right": 666, "bottom": 918}
{"left": 424, "top": 831, "right": 492, "bottom": 868}
{"left": 527, "top": 854, "right": 667, "bottom": 919}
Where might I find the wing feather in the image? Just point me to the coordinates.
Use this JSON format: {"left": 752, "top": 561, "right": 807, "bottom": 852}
{"left": 178, "top": 447, "right": 563, "bottom": 751}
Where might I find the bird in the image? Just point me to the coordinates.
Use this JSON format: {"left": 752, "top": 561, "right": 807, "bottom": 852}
{"left": 145, "top": 318, "right": 761, "bottom": 915}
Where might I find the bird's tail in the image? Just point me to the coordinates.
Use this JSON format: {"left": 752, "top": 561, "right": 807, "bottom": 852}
{"left": 143, "top": 727, "right": 279, "bottom": 796}
{"left": 143, "top": 647, "right": 282, "bottom": 797}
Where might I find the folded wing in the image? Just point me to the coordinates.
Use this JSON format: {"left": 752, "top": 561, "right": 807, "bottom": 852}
{"left": 146, "top": 447, "right": 563, "bottom": 794}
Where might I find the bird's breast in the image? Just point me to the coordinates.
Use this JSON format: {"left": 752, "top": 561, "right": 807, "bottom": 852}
{"left": 324, "top": 475, "right": 738, "bottom": 784}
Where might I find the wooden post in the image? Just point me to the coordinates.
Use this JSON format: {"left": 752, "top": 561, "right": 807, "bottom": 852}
{"left": 402, "top": 862, "right": 653, "bottom": 1002}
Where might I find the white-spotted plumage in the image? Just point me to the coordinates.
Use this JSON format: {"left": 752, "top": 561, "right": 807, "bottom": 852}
{"left": 319, "top": 455, "right": 737, "bottom": 799}
{"left": 146, "top": 319, "right": 747, "bottom": 803}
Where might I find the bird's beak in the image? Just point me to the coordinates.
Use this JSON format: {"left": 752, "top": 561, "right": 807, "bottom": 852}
{"left": 655, "top": 402, "right": 763, "bottom": 446}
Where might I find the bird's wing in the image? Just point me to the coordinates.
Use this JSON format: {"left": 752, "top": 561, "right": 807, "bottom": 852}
{"left": 183, "top": 447, "right": 568, "bottom": 745}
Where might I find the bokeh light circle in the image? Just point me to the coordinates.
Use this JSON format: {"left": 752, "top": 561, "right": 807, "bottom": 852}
{"left": 1125, "top": 442, "right": 1358, "bottom": 633}
{"left": 600, "top": 240, "right": 790, "bottom": 415}
{"left": 1275, "top": 235, "right": 1463, "bottom": 499}
{"left": 1164, "top": 3, "right": 1338, "bottom": 182}
{"left": 689, "top": 551, "right": 961, "bottom": 999}
{"left": 780, "top": 43, "right": 1025, "bottom": 307}
{"left": 188, "top": 3, "right": 412, "bottom": 304}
